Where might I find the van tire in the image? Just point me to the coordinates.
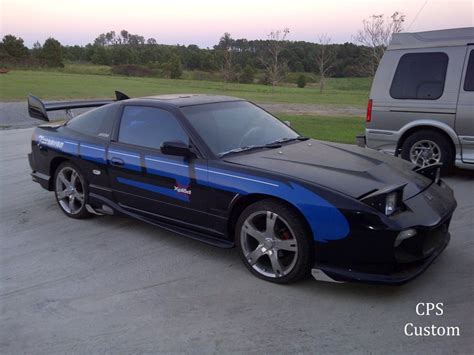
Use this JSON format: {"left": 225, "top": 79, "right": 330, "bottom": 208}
{"left": 401, "top": 131, "right": 453, "bottom": 170}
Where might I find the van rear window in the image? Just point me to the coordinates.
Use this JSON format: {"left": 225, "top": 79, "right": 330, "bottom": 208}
{"left": 463, "top": 50, "right": 474, "bottom": 91}
{"left": 390, "top": 52, "right": 448, "bottom": 100}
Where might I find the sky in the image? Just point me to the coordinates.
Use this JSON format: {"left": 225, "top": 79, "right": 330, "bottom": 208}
{"left": 1, "top": 0, "right": 472, "bottom": 48}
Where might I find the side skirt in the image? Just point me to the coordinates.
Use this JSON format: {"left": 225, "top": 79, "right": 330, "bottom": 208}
{"left": 89, "top": 193, "right": 235, "bottom": 249}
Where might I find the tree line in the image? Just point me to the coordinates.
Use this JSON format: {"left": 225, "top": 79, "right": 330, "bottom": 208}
{"left": 0, "top": 13, "right": 404, "bottom": 88}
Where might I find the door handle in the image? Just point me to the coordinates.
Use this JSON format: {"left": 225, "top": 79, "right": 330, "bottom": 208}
{"left": 110, "top": 157, "right": 125, "bottom": 166}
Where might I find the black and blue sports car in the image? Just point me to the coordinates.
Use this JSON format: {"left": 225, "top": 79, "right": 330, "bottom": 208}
{"left": 27, "top": 92, "right": 456, "bottom": 285}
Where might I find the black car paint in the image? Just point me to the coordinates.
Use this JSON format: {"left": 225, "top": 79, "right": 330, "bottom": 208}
{"left": 28, "top": 95, "right": 457, "bottom": 284}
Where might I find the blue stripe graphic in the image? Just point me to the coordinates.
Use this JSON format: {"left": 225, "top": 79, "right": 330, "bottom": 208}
{"left": 45, "top": 134, "right": 350, "bottom": 242}
{"left": 145, "top": 156, "right": 191, "bottom": 190}
{"left": 80, "top": 143, "right": 106, "bottom": 164}
{"left": 197, "top": 166, "right": 349, "bottom": 242}
{"left": 117, "top": 177, "right": 190, "bottom": 202}
{"left": 108, "top": 149, "right": 141, "bottom": 172}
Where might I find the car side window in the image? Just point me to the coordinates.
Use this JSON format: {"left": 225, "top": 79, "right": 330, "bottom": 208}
{"left": 66, "top": 103, "right": 119, "bottom": 139}
{"left": 390, "top": 52, "right": 449, "bottom": 100}
{"left": 118, "top": 106, "right": 189, "bottom": 150}
{"left": 463, "top": 50, "right": 474, "bottom": 91}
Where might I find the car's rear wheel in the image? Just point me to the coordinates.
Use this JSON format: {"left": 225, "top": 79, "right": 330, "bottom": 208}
{"left": 401, "top": 131, "right": 453, "bottom": 170}
{"left": 54, "top": 162, "right": 91, "bottom": 219}
{"left": 236, "top": 199, "right": 313, "bottom": 284}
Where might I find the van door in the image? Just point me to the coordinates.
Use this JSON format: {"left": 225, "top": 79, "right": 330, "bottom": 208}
{"left": 456, "top": 47, "right": 474, "bottom": 164}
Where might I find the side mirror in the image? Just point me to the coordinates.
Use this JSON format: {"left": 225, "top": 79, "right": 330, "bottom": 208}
{"left": 284, "top": 120, "right": 291, "bottom": 127}
{"left": 161, "top": 141, "right": 195, "bottom": 157}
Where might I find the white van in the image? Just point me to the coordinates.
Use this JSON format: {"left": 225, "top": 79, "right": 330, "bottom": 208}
{"left": 358, "top": 27, "right": 474, "bottom": 170}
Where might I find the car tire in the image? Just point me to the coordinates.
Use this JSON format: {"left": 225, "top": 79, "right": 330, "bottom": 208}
{"left": 401, "top": 130, "right": 454, "bottom": 171}
{"left": 236, "top": 199, "right": 313, "bottom": 284}
{"left": 53, "top": 162, "right": 92, "bottom": 219}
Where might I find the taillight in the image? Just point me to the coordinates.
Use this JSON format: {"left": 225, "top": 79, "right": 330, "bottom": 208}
{"left": 366, "top": 99, "right": 373, "bottom": 122}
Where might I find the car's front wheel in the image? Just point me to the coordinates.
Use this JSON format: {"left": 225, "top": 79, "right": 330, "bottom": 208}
{"left": 236, "top": 199, "right": 313, "bottom": 284}
{"left": 54, "top": 162, "right": 91, "bottom": 219}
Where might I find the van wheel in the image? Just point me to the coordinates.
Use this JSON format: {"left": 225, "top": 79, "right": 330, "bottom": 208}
{"left": 401, "top": 131, "right": 453, "bottom": 170}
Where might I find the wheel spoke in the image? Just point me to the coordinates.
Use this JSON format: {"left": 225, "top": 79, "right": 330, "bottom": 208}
{"left": 265, "top": 211, "right": 277, "bottom": 237}
{"left": 70, "top": 171, "right": 78, "bottom": 187}
{"left": 269, "top": 252, "right": 284, "bottom": 276}
{"left": 57, "top": 189, "right": 69, "bottom": 200}
{"left": 274, "top": 239, "right": 297, "bottom": 252}
{"left": 73, "top": 191, "right": 84, "bottom": 202}
{"left": 241, "top": 210, "right": 299, "bottom": 279}
{"left": 243, "top": 221, "right": 265, "bottom": 243}
{"left": 58, "top": 171, "right": 70, "bottom": 188}
{"left": 68, "top": 196, "right": 75, "bottom": 212}
{"left": 246, "top": 246, "right": 265, "bottom": 266}
{"left": 410, "top": 140, "right": 442, "bottom": 167}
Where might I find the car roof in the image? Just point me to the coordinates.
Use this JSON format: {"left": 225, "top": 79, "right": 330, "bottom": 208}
{"left": 388, "top": 27, "right": 474, "bottom": 50}
{"left": 125, "top": 94, "right": 244, "bottom": 108}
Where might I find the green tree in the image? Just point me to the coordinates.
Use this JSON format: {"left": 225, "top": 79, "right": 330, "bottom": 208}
{"left": 0, "top": 35, "right": 29, "bottom": 59}
{"left": 42, "top": 38, "right": 63, "bottom": 67}
{"left": 296, "top": 74, "right": 306, "bottom": 88}
{"left": 216, "top": 32, "right": 234, "bottom": 83}
{"left": 240, "top": 64, "right": 255, "bottom": 84}
{"left": 110, "top": 46, "right": 136, "bottom": 65}
{"left": 31, "top": 41, "right": 42, "bottom": 59}
{"left": 164, "top": 54, "right": 182, "bottom": 79}
{"left": 91, "top": 45, "right": 110, "bottom": 65}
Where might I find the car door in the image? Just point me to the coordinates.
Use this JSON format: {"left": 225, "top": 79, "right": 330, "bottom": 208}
{"left": 456, "top": 46, "right": 474, "bottom": 164}
{"left": 107, "top": 104, "right": 212, "bottom": 231}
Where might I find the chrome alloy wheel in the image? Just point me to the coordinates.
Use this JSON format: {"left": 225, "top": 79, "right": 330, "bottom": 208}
{"left": 240, "top": 211, "right": 298, "bottom": 278}
{"left": 55, "top": 166, "right": 85, "bottom": 215}
{"left": 409, "top": 140, "right": 442, "bottom": 167}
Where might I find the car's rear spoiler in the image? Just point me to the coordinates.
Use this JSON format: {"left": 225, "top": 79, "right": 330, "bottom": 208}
{"left": 28, "top": 90, "right": 130, "bottom": 121}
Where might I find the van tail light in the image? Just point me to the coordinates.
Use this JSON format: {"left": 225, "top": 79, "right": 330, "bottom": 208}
{"left": 366, "top": 99, "right": 373, "bottom": 122}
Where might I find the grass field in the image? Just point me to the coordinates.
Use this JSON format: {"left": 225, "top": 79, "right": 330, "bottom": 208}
{"left": 0, "top": 70, "right": 371, "bottom": 106}
{"left": 278, "top": 114, "right": 364, "bottom": 144}
{"left": 0, "top": 68, "right": 368, "bottom": 143}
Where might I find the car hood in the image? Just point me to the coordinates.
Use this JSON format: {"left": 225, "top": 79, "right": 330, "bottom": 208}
{"left": 222, "top": 139, "right": 431, "bottom": 199}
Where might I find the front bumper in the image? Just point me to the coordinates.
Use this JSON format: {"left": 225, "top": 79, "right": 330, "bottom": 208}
{"left": 312, "top": 180, "right": 456, "bottom": 285}
{"left": 312, "top": 230, "right": 450, "bottom": 285}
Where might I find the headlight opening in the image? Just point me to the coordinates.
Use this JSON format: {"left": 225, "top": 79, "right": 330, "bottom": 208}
{"left": 360, "top": 183, "right": 406, "bottom": 216}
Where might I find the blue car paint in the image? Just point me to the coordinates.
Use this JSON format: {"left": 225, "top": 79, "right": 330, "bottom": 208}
{"left": 144, "top": 155, "right": 191, "bottom": 189}
{"left": 35, "top": 134, "right": 107, "bottom": 164}
{"left": 108, "top": 149, "right": 141, "bottom": 172}
{"left": 121, "top": 160, "right": 350, "bottom": 242}
{"left": 37, "top": 134, "right": 350, "bottom": 242}
{"left": 62, "top": 140, "right": 79, "bottom": 156}
{"left": 198, "top": 166, "right": 350, "bottom": 242}
{"left": 80, "top": 143, "right": 107, "bottom": 164}
{"left": 117, "top": 177, "right": 190, "bottom": 202}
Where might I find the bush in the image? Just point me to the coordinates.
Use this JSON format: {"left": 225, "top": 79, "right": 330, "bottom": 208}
{"left": 163, "top": 54, "right": 182, "bottom": 79}
{"left": 296, "top": 74, "right": 306, "bottom": 88}
{"left": 239, "top": 64, "right": 255, "bottom": 84}
{"left": 111, "top": 64, "right": 153, "bottom": 77}
{"left": 257, "top": 73, "right": 271, "bottom": 86}
{"left": 42, "top": 38, "right": 64, "bottom": 67}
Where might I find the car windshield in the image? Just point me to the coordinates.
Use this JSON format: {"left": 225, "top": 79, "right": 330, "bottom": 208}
{"left": 180, "top": 101, "right": 299, "bottom": 156}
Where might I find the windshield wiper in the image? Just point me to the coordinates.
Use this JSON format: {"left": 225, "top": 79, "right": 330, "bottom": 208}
{"left": 265, "top": 136, "right": 309, "bottom": 146}
{"left": 218, "top": 136, "right": 309, "bottom": 158}
{"left": 218, "top": 145, "right": 269, "bottom": 157}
